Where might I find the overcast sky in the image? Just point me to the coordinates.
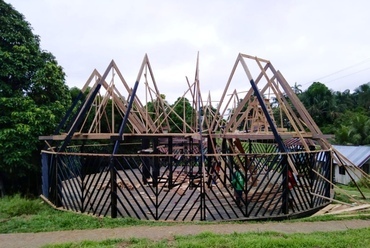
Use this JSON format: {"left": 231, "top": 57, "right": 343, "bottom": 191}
{"left": 6, "top": 0, "right": 370, "bottom": 104}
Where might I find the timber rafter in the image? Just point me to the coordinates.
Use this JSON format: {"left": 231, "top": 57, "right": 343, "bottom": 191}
{"left": 42, "top": 52, "right": 335, "bottom": 153}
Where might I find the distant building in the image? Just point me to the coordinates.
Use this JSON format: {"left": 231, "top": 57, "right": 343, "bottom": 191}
{"left": 332, "top": 145, "right": 370, "bottom": 185}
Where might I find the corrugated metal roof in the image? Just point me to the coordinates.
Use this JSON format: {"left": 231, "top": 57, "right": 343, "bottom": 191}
{"left": 333, "top": 145, "right": 370, "bottom": 168}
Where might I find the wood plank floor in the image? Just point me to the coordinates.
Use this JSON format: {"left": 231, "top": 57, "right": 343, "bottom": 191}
{"left": 59, "top": 168, "right": 329, "bottom": 221}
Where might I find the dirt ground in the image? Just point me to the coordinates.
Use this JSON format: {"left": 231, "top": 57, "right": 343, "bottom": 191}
{"left": 0, "top": 219, "right": 369, "bottom": 248}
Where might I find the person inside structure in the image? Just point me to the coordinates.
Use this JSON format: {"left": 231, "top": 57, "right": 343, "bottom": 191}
{"left": 207, "top": 159, "right": 221, "bottom": 187}
{"left": 232, "top": 164, "right": 245, "bottom": 207}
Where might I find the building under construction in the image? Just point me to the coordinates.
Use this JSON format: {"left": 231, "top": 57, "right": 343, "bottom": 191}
{"left": 39, "top": 53, "right": 363, "bottom": 221}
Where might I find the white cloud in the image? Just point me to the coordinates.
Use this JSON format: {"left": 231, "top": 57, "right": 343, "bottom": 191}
{"left": 6, "top": 0, "right": 370, "bottom": 103}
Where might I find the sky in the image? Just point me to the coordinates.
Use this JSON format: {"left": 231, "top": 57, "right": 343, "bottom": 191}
{"left": 5, "top": 0, "right": 370, "bottom": 105}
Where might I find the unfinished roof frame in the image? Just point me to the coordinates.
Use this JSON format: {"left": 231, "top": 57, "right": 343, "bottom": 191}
{"left": 39, "top": 53, "right": 368, "bottom": 221}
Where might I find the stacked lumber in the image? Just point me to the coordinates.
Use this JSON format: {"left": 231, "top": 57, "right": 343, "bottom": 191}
{"left": 312, "top": 203, "right": 370, "bottom": 216}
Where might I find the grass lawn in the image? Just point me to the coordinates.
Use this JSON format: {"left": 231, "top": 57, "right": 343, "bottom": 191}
{"left": 334, "top": 183, "right": 370, "bottom": 205}
{"left": 1, "top": 191, "right": 370, "bottom": 247}
{"left": 42, "top": 228, "right": 370, "bottom": 248}
{"left": 1, "top": 186, "right": 370, "bottom": 234}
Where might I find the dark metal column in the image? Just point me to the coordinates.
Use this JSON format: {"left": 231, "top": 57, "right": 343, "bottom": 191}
{"left": 168, "top": 136, "right": 173, "bottom": 189}
{"left": 248, "top": 78, "right": 290, "bottom": 214}
{"left": 110, "top": 81, "right": 139, "bottom": 218}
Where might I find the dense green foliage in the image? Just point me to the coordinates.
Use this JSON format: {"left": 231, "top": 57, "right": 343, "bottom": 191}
{"left": 299, "top": 82, "right": 337, "bottom": 128}
{"left": 145, "top": 96, "right": 214, "bottom": 133}
{"left": 0, "top": 1, "right": 71, "bottom": 194}
{"left": 298, "top": 82, "right": 370, "bottom": 145}
{"left": 0, "top": 194, "right": 46, "bottom": 217}
{"left": 169, "top": 97, "right": 196, "bottom": 133}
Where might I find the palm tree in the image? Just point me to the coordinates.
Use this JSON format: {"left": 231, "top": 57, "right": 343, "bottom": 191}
{"left": 334, "top": 125, "right": 351, "bottom": 145}
{"left": 291, "top": 82, "right": 303, "bottom": 95}
{"left": 333, "top": 89, "right": 355, "bottom": 113}
{"left": 353, "top": 83, "right": 370, "bottom": 114}
{"left": 348, "top": 113, "right": 370, "bottom": 145}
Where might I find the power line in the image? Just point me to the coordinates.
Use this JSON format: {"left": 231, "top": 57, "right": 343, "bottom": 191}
{"left": 326, "top": 67, "right": 370, "bottom": 83}
{"left": 303, "top": 57, "right": 370, "bottom": 86}
{"left": 316, "top": 58, "right": 370, "bottom": 81}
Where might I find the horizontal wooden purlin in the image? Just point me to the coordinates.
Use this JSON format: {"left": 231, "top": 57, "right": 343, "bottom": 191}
{"left": 39, "top": 132, "right": 334, "bottom": 141}
{"left": 312, "top": 134, "right": 335, "bottom": 139}
{"left": 214, "top": 132, "right": 314, "bottom": 140}
{"left": 216, "top": 133, "right": 276, "bottom": 140}
{"left": 229, "top": 133, "right": 333, "bottom": 141}
{"left": 40, "top": 132, "right": 197, "bottom": 141}
{"left": 39, "top": 135, "right": 67, "bottom": 140}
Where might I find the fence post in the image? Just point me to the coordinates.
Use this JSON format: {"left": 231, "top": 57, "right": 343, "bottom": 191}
{"left": 110, "top": 155, "right": 117, "bottom": 218}
{"left": 282, "top": 154, "right": 289, "bottom": 214}
{"left": 168, "top": 137, "right": 173, "bottom": 189}
{"left": 55, "top": 156, "right": 63, "bottom": 207}
{"left": 41, "top": 153, "right": 49, "bottom": 198}
{"left": 325, "top": 151, "right": 331, "bottom": 198}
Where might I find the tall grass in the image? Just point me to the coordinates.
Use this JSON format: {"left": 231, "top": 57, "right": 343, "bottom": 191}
{"left": 0, "top": 194, "right": 47, "bottom": 218}
{"left": 0, "top": 195, "right": 153, "bottom": 233}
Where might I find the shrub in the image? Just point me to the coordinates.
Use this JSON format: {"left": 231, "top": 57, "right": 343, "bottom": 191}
{"left": 0, "top": 194, "right": 47, "bottom": 217}
{"left": 348, "top": 177, "right": 370, "bottom": 188}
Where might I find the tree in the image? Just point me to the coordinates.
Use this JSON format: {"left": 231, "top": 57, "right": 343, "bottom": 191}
{"left": 291, "top": 82, "right": 303, "bottom": 95}
{"left": 333, "top": 111, "right": 370, "bottom": 145}
{"left": 299, "top": 82, "right": 337, "bottom": 131}
{"left": 0, "top": 1, "right": 71, "bottom": 195}
{"left": 349, "top": 113, "right": 370, "bottom": 145}
{"left": 145, "top": 94, "right": 168, "bottom": 122}
{"left": 353, "top": 83, "right": 370, "bottom": 114}
{"left": 169, "top": 97, "right": 195, "bottom": 133}
{"left": 333, "top": 89, "right": 355, "bottom": 114}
